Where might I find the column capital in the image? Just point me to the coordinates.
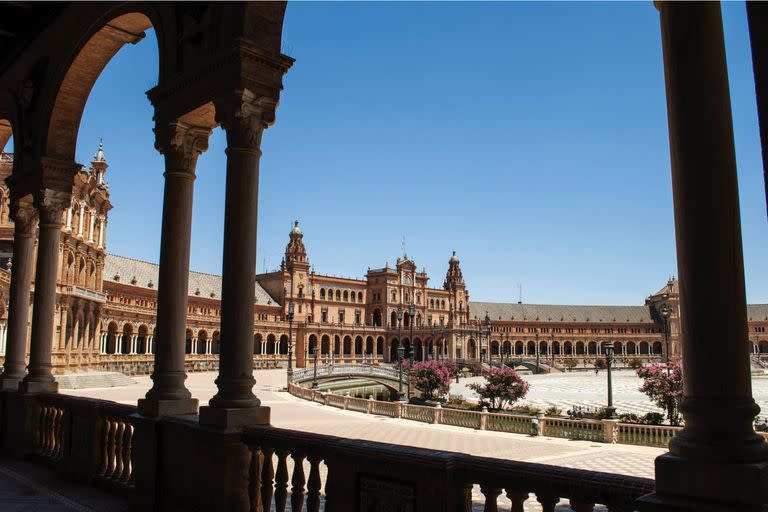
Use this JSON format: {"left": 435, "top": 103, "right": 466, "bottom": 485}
{"left": 154, "top": 121, "right": 212, "bottom": 174}
{"left": 214, "top": 89, "right": 277, "bottom": 150}
{"left": 35, "top": 189, "right": 70, "bottom": 227}
{"left": 9, "top": 198, "right": 37, "bottom": 235}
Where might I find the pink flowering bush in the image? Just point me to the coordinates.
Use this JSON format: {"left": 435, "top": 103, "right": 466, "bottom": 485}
{"left": 409, "top": 360, "right": 457, "bottom": 401}
{"left": 636, "top": 359, "right": 683, "bottom": 425}
{"left": 468, "top": 366, "right": 529, "bottom": 410}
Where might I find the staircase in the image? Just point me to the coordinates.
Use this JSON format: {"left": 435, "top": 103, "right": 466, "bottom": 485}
{"left": 55, "top": 371, "right": 136, "bottom": 389}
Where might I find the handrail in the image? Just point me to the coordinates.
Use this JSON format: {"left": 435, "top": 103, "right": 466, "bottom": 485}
{"left": 243, "top": 424, "right": 654, "bottom": 511}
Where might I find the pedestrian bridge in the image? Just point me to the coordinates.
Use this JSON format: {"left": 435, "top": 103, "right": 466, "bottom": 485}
{"left": 291, "top": 364, "right": 403, "bottom": 395}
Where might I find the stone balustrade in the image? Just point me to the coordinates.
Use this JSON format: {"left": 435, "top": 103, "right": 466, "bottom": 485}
{"left": 242, "top": 424, "right": 655, "bottom": 511}
{"left": 287, "top": 382, "right": 682, "bottom": 448}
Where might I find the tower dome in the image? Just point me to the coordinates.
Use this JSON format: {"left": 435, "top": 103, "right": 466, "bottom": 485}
{"left": 291, "top": 219, "right": 302, "bottom": 236}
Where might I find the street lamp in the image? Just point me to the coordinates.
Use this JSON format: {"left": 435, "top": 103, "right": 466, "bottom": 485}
{"left": 535, "top": 331, "right": 540, "bottom": 374}
{"left": 311, "top": 346, "right": 319, "bottom": 389}
{"left": 661, "top": 305, "right": 671, "bottom": 374}
{"left": 604, "top": 341, "right": 617, "bottom": 419}
{"left": 409, "top": 303, "right": 416, "bottom": 360}
{"left": 485, "top": 311, "right": 492, "bottom": 365}
{"left": 397, "top": 346, "right": 406, "bottom": 402}
{"left": 397, "top": 307, "right": 403, "bottom": 361}
{"left": 287, "top": 302, "right": 295, "bottom": 379}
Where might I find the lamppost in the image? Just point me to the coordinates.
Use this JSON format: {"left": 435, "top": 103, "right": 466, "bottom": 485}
{"left": 535, "top": 331, "right": 540, "bottom": 374}
{"left": 484, "top": 311, "right": 491, "bottom": 365}
{"left": 397, "top": 307, "right": 403, "bottom": 361}
{"left": 311, "top": 346, "right": 319, "bottom": 389}
{"left": 287, "top": 302, "right": 295, "bottom": 381}
{"left": 409, "top": 303, "right": 416, "bottom": 360}
{"left": 397, "top": 346, "right": 406, "bottom": 401}
{"left": 604, "top": 341, "right": 617, "bottom": 419}
{"left": 551, "top": 331, "right": 555, "bottom": 365}
{"left": 661, "top": 305, "right": 671, "bottom": 375}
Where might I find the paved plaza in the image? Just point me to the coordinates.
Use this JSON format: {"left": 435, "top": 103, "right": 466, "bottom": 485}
{"left": 453, "top": 369, "right": 768, "bottom": 419}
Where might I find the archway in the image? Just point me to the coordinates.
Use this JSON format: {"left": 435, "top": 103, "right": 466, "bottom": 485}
{"left": 321, "top": 335, "right": 330, "bottom": 356}
{"left": 390, "top": 338, "right": 400, "bottom": 362}
{"left": 639, "top": 341, "right": 650, "bottom": 355}
{"left": 137, "top": 324, "right": 148, "bottom": 354}
{"left": 365, "top": 336, "right": 374, "bottom": 355}
{"left": 211, "top": 331, "right": 220, "bottom": 355}
{"left": 122, "top": 324, "right": 134, "bottom": 355}
{"left": 652, "top": 341, "right": 663, "bottom": 355}
{"left": 106, "top": 321, "right": 118, "bottom": 354}
{"left": 308, "top": 334, "right": 318, "bottom": 355}
{"left": 376, "top": 336, "right": 384, "bottom": 357}
{"left": 185, "top": 329, "right": 193, "bottom": 355}
{"left": 467, "top": 339, "right": 477, "bottom": 360}
{"left": 415, "top": 339, "right": 423, "bottom": 361}
{"left": 279, "top": 334, "right": 288, "bottom": 355}
{"left": 627, "top": 341, "right": 637, "bottom": 355}
{"left": 354, "top": 336, "right": 363, "bottom": 356}
{"left": 527, "top": 341, "right": 536, "bottom": 355}
{"left": 197, "top": 330, "right": 208, "bottom": 355}
{"left": 266, "top": 334, "right": 276, "bottom": 355}
{"left": 343, "top": 336, "right": 352, "bottom": 356}
{"left": 372, "top": 309, "right": 382, "bottom": 327}
{"left": 576, "top": 341, "right": 585, "bottom": 355}
{"left": 254, "top": 333, "right": 263, "bottom": 355}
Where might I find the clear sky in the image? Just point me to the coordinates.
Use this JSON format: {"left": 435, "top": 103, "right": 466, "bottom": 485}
{"left": 71, "top": 2, "right": 766, "bottom": 306}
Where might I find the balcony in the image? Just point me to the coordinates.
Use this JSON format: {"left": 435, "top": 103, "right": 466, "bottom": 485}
{"left": 63, "top": 285, "right": 107, "bottom": 304}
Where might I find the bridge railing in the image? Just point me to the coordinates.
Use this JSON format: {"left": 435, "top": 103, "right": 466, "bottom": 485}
{"left": 243, "top": 424, "right": 655, "bottom": 512}
{"left": 291, "top": 363, "right": 400, "bottom": 383}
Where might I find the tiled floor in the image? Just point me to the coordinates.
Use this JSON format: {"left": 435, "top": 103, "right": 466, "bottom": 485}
{"left": 0, "top": 459, "right": 128, "bottom": 512}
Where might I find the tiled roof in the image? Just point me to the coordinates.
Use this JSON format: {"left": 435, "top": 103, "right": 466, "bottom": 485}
{"left": 104, "top": 254, "right": 277, "bottom": 305}
{"left": 747, "top": 304, "right": 768, "bottom": 321}
{"left": 469, "top": 302, "right": 655, "bottom": 323}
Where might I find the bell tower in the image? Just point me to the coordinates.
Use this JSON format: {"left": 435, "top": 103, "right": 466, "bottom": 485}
{"left": 444, "top": 251, "right": 469, "bottom": 326}
{"left": 284, "top": 220, "right": 309, "bottom": 272}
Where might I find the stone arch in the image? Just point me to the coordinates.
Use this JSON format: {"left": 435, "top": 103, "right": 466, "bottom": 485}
{"left": 576, "top": 341, "right": 585, "bottom": 355}
{"left": 376, "top": 336, "right": 384, "bottom": 356}
{"left": 197, "top": 329, "right": 208, "bottom": 355}
{"left": 491, "top": 340, "right": 500, "bottom": 356}
{"left": 334, "top": 335, "right": 341, "bottom": 356}
{"left": 390, "top": 338, "right": 400, "bottom": 362}
{"left": 211, "top": 331, "right": 220, "bottom": 355}
{"left": 319, "top": 288, "right": 325, "bottom": 300}
{"left": 640, "top": 341, "right": 650, "bottom": 355}
{"left": 121, "top": 323, "right": 134, "bottom": 355}
{"left": 414, "top": 338, "right": 423, "bottom": 361}
{"left": 527, "top": 340, "right": 536, "bottom": 355}
{"left": 365, "top": 336, "right": 374, "bottom": 355}
{"left": 343, "top": 335, "right": 352, "bottom": 356}
{"left": 564, "top": 341, "right": 573, "bottom": 355}
{"left": 279, "top": 334, "right": 288, "bottom": 355}
{"left": 372, "top": 308, "right": 382, "bottom": 327}
{"left": 515, "top": 340, "right": 524, "bottom": 355}
{"left": 539, "top": 341, "right": 548, "bottom": 355}
{"left": 652, "top": 341, "right": 663, "bottom": 355}
{"left": 354, "top": 335, "right": 363, "bottom": 355}
{"left": 266, "top": 334, "right": 276, "bottom": 355}
{"left": 613, "top": 341, "right": 623, "bottom": 355}
{"left": 552, "top": 341, "right": 561, "bottom": 355}
{"left": 308, "top": 334, "right": 318, "bottom": 354}
{"left": 588, "top": 341, "right": 597, "bottom": 355}
{"left": 467, "top": 338, "right": 477, "bottom": 360}
{"left": 627, "top": 341, "right": 637, "bottom": 355}
{"left": 402, "top": 337, "right": 412, "bottom": 359}
{"left": 45, "top": 12, "right": 159, "bottom": 162}
{"left": 254, "top": 333, "right": 263, "bottom": 355}
{"left": 106, "top": 321, "right": 119, "bottom": 354}
{"left": 321, "top": 334, "right": 330, "bottom": 356}
{"left": 137, "top": 324, "right": 149, "bottom": 354}
{"left": 390, "top": 310, "right": 397, "bottom": 327}
{"left": 185, "top": 328, "right": 193, "bottom": 355}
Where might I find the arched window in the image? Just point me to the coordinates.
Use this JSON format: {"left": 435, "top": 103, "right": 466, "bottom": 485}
{"left": 298, "top": 286, "right": 304, "bottom": 298}
{"left": 357, "top": 291, "right": 363, "bottom": 302}
{"left": 392, "top": 291, "right": 397, "bottom": 302}
{"left": 343, "top": 290, "right": 349, "bottom": 302}
{"left": 320, "top": 288, "right": 325, "bottom": 300}
{"left": 335, "top": 290, "right": 341, "bottom": 301}
{"left": 430, "top": 299, "right": 435, "bottom": 308}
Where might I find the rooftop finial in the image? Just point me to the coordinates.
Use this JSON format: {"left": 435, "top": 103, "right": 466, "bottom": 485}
{"left": 93, "top": 138, "right": 106, "bottom": 162}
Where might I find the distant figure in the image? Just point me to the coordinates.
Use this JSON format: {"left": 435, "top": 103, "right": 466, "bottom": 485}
{"left": 595, "top": 365, "right": 599, "bottom": 375}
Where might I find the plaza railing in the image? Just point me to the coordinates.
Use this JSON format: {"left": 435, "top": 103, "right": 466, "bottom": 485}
{"left": 291, "top": 363, "right": 400, "bottom": 383}
{"left": 287, "top": 381, "right": 686, "bottom": 448}
{"left": 242, "top": 424, "right": 655, "bottom": 512}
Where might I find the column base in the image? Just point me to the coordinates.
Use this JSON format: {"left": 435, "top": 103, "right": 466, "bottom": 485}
{"left": 137, "top": 397, "right": 199, "bottom": 417}
{"left": 198, "top": 405, "right": 270, "bottom": 430}
{"left": 638, "top": 452, "right": 768, "bottom": 510}
{"left": 18, "top": 380, "right": 58, "bottom": 394}
{"left": 0, "top": 376, "right": 21, "bottom": 390}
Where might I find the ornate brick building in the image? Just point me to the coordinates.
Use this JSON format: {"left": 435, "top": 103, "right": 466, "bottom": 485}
{"left": 0, "top": 143, "right": 766, "bottom": 375}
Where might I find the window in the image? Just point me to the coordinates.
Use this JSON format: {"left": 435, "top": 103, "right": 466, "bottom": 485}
{"left": 358, "top": 291, "right": 363, "bottom": 302}
{"left": 321, "top": 309, "right": 328, "bottom": 323}
{"left": 339, "top": 310, "right": 345, "bottom": 324}
{"left": 355, "top": 310, "right": 361, "bottom": 325}
{"left": 392, "top": 291, "right": 397, "bottom": 302}
{"left": 336, "top": 290, "right": 341, "bottom": 301}
{"left": 320, "top": 288, "right": 325, "bottom": 300}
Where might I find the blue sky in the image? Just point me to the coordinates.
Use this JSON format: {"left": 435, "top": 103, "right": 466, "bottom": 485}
{"left": 70, "top": 2, "right": 766, "bottom": 305}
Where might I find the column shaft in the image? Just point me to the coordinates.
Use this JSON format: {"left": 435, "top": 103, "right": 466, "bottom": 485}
{"left": 0, "top": 201, "right": 37, "bottom": 389}
{"left": 21, "top": 191, "right": 68, "bottom": 393}
{"left": 138, "top": 121, "right": 210, "bottom": 417}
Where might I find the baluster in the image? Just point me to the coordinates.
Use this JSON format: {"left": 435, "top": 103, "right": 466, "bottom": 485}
{"left": 457, "top": 483, "right": 473, "bottom": 512}
{"left": 248, "top": 446, "right": 263, "bottom": 512}
{"left": 261, "top": 447, "right": 275, "bottom": 512}
{"left": 38, "top": 406, "right": 47, "bottom": 454}
{"left": 536, "top": 493, "right": 559, "bottom": 512}
{"left": 98, "top": 418, "right": 110, "bottom": 476}
{"left": 120, "top": 422, "right": 133, "bottom": 482}
{"left": 306, "top": 454, "right": 322, "bottom": 512}
{"left": 46, "top": 407, "right": 55, "bottom": 456}
{"left": 53, "top": 408, "right": 63, "bottom": 458}
{"left": 505, "top": 489, "right": 529, "bottom": 512}
{"left": 107, "top": 419, "right": 117, "bottom": 478}
{"left": 569, "top": 499, "right": 595, "bottom": 512}
{"left": 113, "top": 420, "right": 125, "bottom": 480}
{"left": 291, "top": 452, "right": 306, "bottom": 511}
{"left": 274, "top": 449, "right": 289, "bottom": 512}
{"left": 480, "top": 485, "right": 502, "bottom": 512}
{"left": 42, "top": 406, "right": 52, "bottom": 455}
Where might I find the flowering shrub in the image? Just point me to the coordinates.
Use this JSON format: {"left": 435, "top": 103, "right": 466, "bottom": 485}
{"left": 468, "top": 366, "right": 529, "bottom": 410}
{"left": 409, "top": 360, "right": 457, "bottom": 401}
{"left": 636, "top": 359, "right": 683, "bottom": 425}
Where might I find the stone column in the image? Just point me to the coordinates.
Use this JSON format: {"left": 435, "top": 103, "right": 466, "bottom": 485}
{"left": 65, "top": 206, "right": 72, "bottom": 231}
{"left": 21, "top": 190, "right": 69, "bottom": 393}
{"left": 0, "top": 200, "right": 37, "bottom": 390}
{"left": 200, "top": 91, "right": 275, "bottom": 428}
{"left": 639, "top": 3, "right": 768, "bottom": 510}
{"left": 77, "top": 203, "right": 84, "bottom": 238}
{"left": 138, "top": 121, "right": 210, "bottom": 417}
{"left": 87, "top": 209, "right": 95, "bottom": 243}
